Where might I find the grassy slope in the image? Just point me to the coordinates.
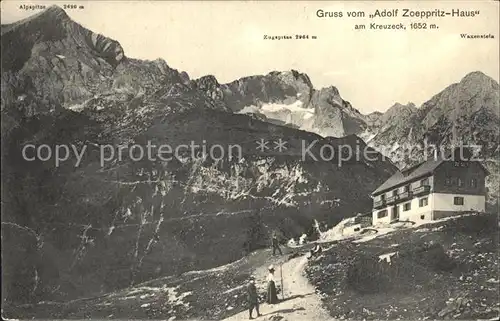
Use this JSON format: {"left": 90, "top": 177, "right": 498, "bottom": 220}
{"left": 306, "top": 212, "right": 500, "bottom": 320}
{"left": 5, "top": 213, "right": 498, "bottom": 320}
{"left": 4, "top": 246, "right": 316, "bottom": 320}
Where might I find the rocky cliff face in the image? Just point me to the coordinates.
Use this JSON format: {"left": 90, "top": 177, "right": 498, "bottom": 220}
{"left": 420, "top": 71, "right": 500, "bottom": 129}
{"left": 214, "top": 68, "right": 499, "bottom": 175}
{"left": 0, "top": 5, "right": 192, "bottom": 117}
{"left": 310, "top": 86, "right": 366, "bottom": 137}
{"left": 361, "top": 102, "right": 421, "bottom": 146}
{"left": 418, "top": 72, "right": 499, "bottom": 208}
{"left": 366, "top": 72, "right": 499, "bottom": 155}
{"left": 1, "top": 6, "right": 396, "bottom": 308}
{"left": 192, "top": 70, "right": 367, "bottom": 137}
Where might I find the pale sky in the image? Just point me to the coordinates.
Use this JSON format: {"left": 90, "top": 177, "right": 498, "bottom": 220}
{"left": 2, "top": 0, "right": 499, "bottom": 113}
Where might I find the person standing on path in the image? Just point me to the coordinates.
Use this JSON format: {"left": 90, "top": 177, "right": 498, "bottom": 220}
{"left": 247, "top": 278, "right": 261, "bottom": 319}
{"left": 266, "top": 265, "right": 279, "bottom": 304}
{"left": 271, "top": 232, "right": 283, "bottom": 256}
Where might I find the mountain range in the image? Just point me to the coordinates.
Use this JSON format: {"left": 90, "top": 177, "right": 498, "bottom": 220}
{"left": 1, "top": 5, "right": 498, "bottom": 311}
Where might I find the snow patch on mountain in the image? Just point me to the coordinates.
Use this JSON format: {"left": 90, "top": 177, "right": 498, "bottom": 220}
{"left": 237, "top": 100, "right": 315, "bottom": 130}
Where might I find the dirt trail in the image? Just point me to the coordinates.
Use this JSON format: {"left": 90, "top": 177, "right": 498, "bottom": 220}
{"left": 222, "top": 253, "right": 331, "bottom": 321}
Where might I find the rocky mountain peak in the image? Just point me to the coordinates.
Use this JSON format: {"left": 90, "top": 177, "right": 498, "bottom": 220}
{"left": 417, "top": 70, "right": 499, "bottom": 129}
{"left": 391, "top": 101, "right": 416, "bottom": 108}
{"left": 461, "top": 70, "right": 497, "bottom": 84}
{"left": 458, "top": 71, "right": 500, "bottom": 108}
{"left": 2, "top": 5, "right": 69, "bottom": 31}
{"left": 271, "top": 69, "right": 314, "bottom": 88}
{"left": 191, "top": 75, "right": 226, "bottom": 106}
{"left": 40, "top": 5, "right": 70, "bottom": 21}
{"left": 2, "top": 5, "right": 125, "bottom": 73}
{"left": 362, "top": 101, "right": 418, "bottom": 139}
{"left": 386, "top": 102, "right": 418, "bottom": 114}
{"left": 214, "top": 68, "right": 367, "bottom": 138}
{"left": 195, "top": 75, "right": 221, "bottom": 87}
{"left": 320, "top": 85, "right": 341, "bottom": 96}
{"left": 0, "top": 6, "right": 211, "bottom": 116}
{"left": 368, "top": 111, "right": 383, "bottom": 117}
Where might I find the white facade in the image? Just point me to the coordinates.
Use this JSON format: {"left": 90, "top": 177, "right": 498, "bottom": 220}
{"left": 397, "top": 193, "right": 434, "bottom": 222}
{"left": 372, "top": 205, "right": 394, "bottom": 225}
{"left": 432, "top": 193, "right": 486, "bottom": 216}
{"left": 372, "top": 192, "right": 486, "bottom": 226}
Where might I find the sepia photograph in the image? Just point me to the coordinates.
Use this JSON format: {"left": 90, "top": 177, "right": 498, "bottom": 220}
{"left": 1, "top": 1, "right": 499, "bottom": 320}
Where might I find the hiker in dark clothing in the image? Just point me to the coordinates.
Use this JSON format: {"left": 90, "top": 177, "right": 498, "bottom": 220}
{"left": 247, "top": 279, "right": 261, "bottom": 319}
{"left": 271, "top": 233, "right": 283, "bottom": 255}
